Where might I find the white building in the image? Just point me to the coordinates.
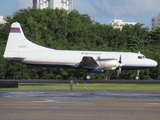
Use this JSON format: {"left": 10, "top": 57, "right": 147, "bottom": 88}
{"left": 33, "top": 0, "right": 73, "bottom": 12}
{"left": 152, "top": 13, "right": 160, "bottom": 30}
{"left": 0, "top": 16, "right": 6, "bottom": 24}
{"left": 108, "top": 19, "right": 137, "bottom": 30}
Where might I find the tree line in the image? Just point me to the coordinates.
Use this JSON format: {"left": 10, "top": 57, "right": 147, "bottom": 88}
{"left": 0, "top": 8, "right": 159, "bottom": 80}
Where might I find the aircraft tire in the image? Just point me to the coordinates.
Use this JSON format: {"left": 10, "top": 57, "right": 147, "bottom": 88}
{"left": 86, "top": 75, "right": 91, "bottom": 80}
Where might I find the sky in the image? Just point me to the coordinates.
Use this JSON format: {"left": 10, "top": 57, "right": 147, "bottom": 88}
{"left": 0, "top": 0, "right": 160, "bottom": 29}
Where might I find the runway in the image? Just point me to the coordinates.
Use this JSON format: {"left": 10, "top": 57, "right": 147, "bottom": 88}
{"left": 0, "top": 90, "right": 160, "bottom": 120}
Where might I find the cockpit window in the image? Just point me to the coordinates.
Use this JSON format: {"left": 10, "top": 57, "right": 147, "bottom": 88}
{"left": 138, "top": 56, "right": 142, "bottom": 59}
{"left": 138, "top": 56, "right": 146, "bottom": 59}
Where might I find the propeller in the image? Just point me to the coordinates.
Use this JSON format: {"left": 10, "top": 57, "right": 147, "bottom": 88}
{"left": 117, "top": 55, "right": 124, "bottom": 79}
{"left": 118, "top": 55, "right": 124, "bottom": 67}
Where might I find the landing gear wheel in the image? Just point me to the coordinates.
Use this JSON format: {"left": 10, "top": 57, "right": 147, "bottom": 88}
{"left": 116, "top": 67, "right": 121, "bottom": 79}
{"left": 86, "top": 75, "right": 91, "bottom": 80}
{"left": 135, "top": 75, "right": 139, "bottom": 80}
{"left": 135, "top": 69, "right": 140, "bottom": 80}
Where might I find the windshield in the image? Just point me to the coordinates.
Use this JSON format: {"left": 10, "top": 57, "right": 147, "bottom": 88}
{"left": 138, "top": 56, "right": 146, "bottom": 59}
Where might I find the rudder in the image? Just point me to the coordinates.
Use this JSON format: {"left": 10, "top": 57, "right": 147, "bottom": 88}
{"left": 3, "top": 22, "right": 50, "bottom": 59}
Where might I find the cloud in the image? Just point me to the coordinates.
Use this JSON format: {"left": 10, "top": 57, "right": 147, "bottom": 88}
{"left": 14, "top": 0, "right": 160, "bottom": 18}
{"left": 15, "top": 0, "right": 32, "bottom": 9}
{"left": 75, "top": 0, "right": 160, "bottom": 18}
{"left": 73, "top": 0, "right": 98, "bottom": 16}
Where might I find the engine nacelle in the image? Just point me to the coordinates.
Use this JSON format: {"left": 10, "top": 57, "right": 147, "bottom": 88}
{"left": 96, "top": 58, "right": 119, "bottom": 70}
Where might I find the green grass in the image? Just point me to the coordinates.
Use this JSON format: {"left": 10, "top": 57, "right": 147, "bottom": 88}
{"left": 1, "top": 84, "right": 160, "bottom": 91}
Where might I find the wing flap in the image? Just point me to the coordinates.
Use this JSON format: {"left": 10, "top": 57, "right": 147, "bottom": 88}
{"left": 78, "top": 56, "right": 98, "bottom": 69}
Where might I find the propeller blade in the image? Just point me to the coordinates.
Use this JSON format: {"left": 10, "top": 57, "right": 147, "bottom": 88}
{"left": 119, "top": 55, "right": 122, "bottom": 64}
{"left": 117, "top": 55, "right": 124, "bottom": 79}
{"left": 118, "top": 55, "right": 124, "bottom": 66}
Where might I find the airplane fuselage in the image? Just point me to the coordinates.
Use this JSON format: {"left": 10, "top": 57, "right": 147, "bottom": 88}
{"left": 14, "top": 49, "right": 157, "bottom": 70}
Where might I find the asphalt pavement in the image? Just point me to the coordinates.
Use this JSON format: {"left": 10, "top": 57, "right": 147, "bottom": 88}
{"left": 0, "top": 90, "right": 160, "bottom": 120}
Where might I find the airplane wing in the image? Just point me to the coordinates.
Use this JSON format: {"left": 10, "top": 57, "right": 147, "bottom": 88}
{"left": 78, "top": 56, "right": 124, "bottom": 71}
{"left": 78, "top": 56, "right": 99, "bottom": 69}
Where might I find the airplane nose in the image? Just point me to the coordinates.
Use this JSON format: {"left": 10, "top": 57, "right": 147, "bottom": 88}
{"left": 151, "top": 60, "right": 158, "bottom": 67}
{"left": 145, "top": 59, "right": 158, "bottom": 68}
{"left": 153, "top": 60, "right": 158, "bottom": 67}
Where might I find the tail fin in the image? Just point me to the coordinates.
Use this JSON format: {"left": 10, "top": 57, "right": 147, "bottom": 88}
{"left": 3, "top": 22, "right": 50, "bottom": 59}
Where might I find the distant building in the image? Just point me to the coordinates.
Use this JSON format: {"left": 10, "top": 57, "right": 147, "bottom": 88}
{"left": 108, "top": 19, "right": 137, "bottom": 30}
{"left": 152, "top": 13, "right": 160, "bottom": 30}
{"left": 0, "top": 16, "right": 6, "bottom": 24}
{"left": 33, "top": 0, "right": 73, "bottom": 12}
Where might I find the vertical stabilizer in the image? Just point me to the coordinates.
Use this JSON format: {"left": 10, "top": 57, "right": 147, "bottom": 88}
{"left": 3, "top": 22, "right": 50, "bottom": 59}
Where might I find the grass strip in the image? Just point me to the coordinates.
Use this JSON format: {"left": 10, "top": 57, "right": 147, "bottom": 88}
{"left": 1, "top": 84, "right": 160, "bottom": 91}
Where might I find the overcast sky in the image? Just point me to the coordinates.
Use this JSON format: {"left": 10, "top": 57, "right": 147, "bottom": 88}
{"left": 0, "top": 0, "right": 160, "bottom": 29}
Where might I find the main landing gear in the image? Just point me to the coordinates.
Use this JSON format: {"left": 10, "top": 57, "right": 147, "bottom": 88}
{"left": 135, "top": 69, "right": 140, "bottom": 80}
{"left": 116, "top": 67, "right": 121, "bottom": 79}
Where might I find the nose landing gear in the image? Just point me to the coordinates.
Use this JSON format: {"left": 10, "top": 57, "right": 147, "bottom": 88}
{"left": 135, "top": 69, "right": 140, "bottom": 80}
{"left": 86, "top": 74, "right": 91, "bottom": 80}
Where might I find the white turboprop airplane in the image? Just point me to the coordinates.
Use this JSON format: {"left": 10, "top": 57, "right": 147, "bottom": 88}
{"left": 3, "top": 22, "right": 157, "bottom": 79}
